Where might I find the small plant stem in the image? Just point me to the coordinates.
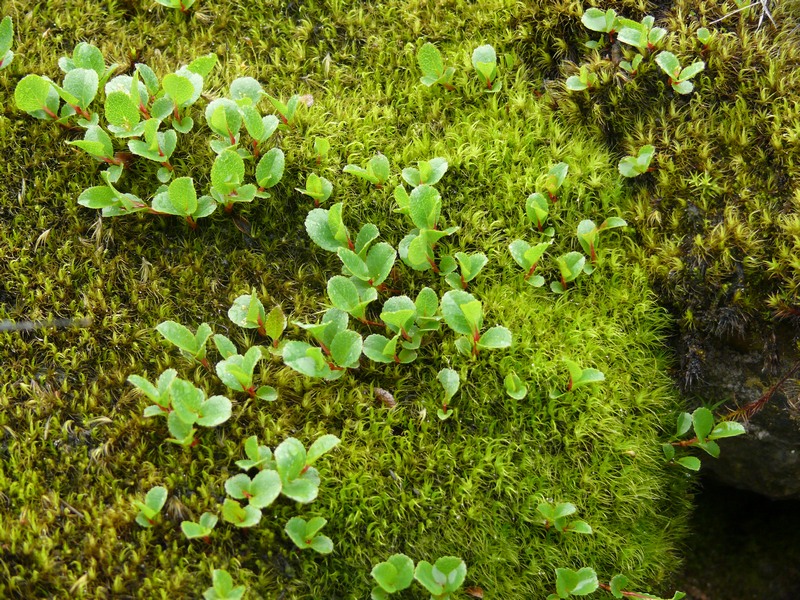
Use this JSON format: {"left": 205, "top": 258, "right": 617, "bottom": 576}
{"left": 347, "top": 238, "right": 355, "bottom": 251}
{"left": 597, "top": 583, "right": 659, "bottom": 599}
{"left": 252, "top": 140, "right": 260, "bottom": 159}
{"left": 227, "top": 128, "right": 236, "bottom": 146}
{"left": 590, "top": 245, "right": 597, "bottom": 263}
{"left": 359, "top": 317, "right": 384, "bottom": 327}
{"left": 524, "top": 262, "right": 538, "bottom": 280}
{"left": 199, "top": 357, "right": 212, "bottom": 372}
{"left": 319, "top": 342, "right": 330, "bottom": 356}
{"left": 138, "top": 103, "right": 151, "bottom": 119}
{"left": 724, "top": 359, "right": 800, "bottom": 421}
{"left": 42, "top": 105, "right": 59, "bottom": 120}
{"left": 427, "top": 257, "right": 440, "bottom": 274}
{"left": 161, "top": 161, "right": 173, "bottom": 171}
{"left": 443, "top": 82, "right": 455, "bottom": 91}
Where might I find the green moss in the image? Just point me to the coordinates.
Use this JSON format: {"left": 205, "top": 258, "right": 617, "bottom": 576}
{"left": 0, "top": 0, "right": 690, "bottom": 598}
{"left": 517, "top": 0, "right": 800, "bottom": 385}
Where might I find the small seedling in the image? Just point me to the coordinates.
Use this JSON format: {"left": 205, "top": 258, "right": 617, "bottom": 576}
{"left": 397, "top": 185, "right": 458, "bottom": 272}
{"left": 129, "top": 368, "right": 178, "bottom": 417}
{"left": 181, "top": 512, "right": 218, "bottom": 542}
{"left": 344, "top": 153, "right": 390, "bottom": 188}
{"left": 285, "top": 516, "right": 333, "bottom": 554}
{"left": 535, "top": 501, "right": 593, "bottom": 534}
{"left": 0, "top": 16, "right": 13, "bottom": 71}
{"left": 504, "top": 371, "right": 528, "bottom": 400}
{"left": 617, "top": 16, "right": 666, "bottom": 53}
{"left": 284, "top": 309, "right": 361, "bottom": 379}
{"left": 313, "top": 137, "right": 330, "bottom": 163}
{"left": 134, "top": 485, "right": 168, "bottom": 528}
{"left": 525, "top": 192, "right": 554, "bottom": 235}
{"left": 604, "top": 574, "right": 686, "bottom": 599}
{"left": 162, "top": 68, "right": 204, "bottom": 133}
{"left": 436, "top": 367, "right": 460, "bottom": 420}
{"left": 371, "top": 553, "right": 415, "bottom": 599}
{"left": 662, "top": 407, "right": 746, "bottom": 470}
{"left": 655, "top": 51, "right": 705, "bottom": 94}
{"left": 267, "top": 93, "right": 300, "bottom": 126}
{"left": 263, "top": 306, "right": 287, "bottom": 349}
{"left": 444, "top": 252, "right": 487, "bottom": 290}
{"left": 576, "top": 217, "right": 627, "bottom": 265}
{"left": 619, "top": 54, "right": 643, "bottom": 75}
{"left": 60, "top": 42, "right": 116, "bottom": 88}
{"left": 216, "top": 346, "right": 276, "bottom": 400}
{"left": 619, "top": 145, "right": 655, "bottom": 178}
{"left": 203, "top": 568, "right": 245, "bottom": 600}
{"left": 77, "top": 172, "right": 149, "bottom": 217}
{"left": 221, "top": 498, "right": 261, "bottom": 528}
{"left": 550, "top": 252, "right": 586, "bottom": 294}
{"left": 414, "top": 557, "right": 467, "bottom": 599}
{"left": 128, "top": 119, "right": 178, "bottom": 180}
{"left": 471, "top": 44, "right": 500, "bottom": 91}
{"left": 337, "top": 243, "right": 396, "bottom": 289}
{"left": 549, "top": 358, "right": 605, "bottom": 399}
{"left": 156, "top": 320, "right": 213, "bottom": 369}
{"left": 274, "top": 435, "right": 340, "bottom": 503}
{"left": 15, "top": 74, "right": 61, "bottom": 120}
{"left": 547, "top": 567, "right": 598, "bottom": 599}
{"left": 697, "top": 27, "right": 712, "bottom": 47}
{"left": 152, "top": 177, "right": 217, "bottom": 228}
{"left": 210, "top": 149, "right": 257, "bottom": 211}
{"left": 581, "top": 7, "right": 620, "bottom": 40}
{"left": 168, "top": 378, "right": 233, "bottom": 445}
{"left": 296, "top": 172, "right": 333, "bottom": 206}
{"left": 305, "top": 203, "right": 354, "bottom": 252}
{"left": 441, "top": 290, "right": 512, "bottom": 357}
{"left": 67, "top": 124, "right": 125, "bottom": 166}
{"left": 540, "top": 162, "right": 568, "bottom": 200}
{"left": 327, "top": 275, "right": 378, "bottom": 323}
{"left": 509, "top": 240, "right": 550, "bottom": 287}
{"left": 155, "top": 0, "right": 197, "bottom": 12}
{"left": 417, "top": 42, "right": 455, "bottom": 90}
{"left": 236, "top": 435, "right": 276, "bottom": 471}
{"left": 565, "top": 65, "right": 598, "bottom": 92}
{"left": 225, "top": 469, "right": 282, "bottom": 510}
{"left": 228, "top": 290, "right": 270, "bottom": 334}
{"left": 255, "top": 148, "right": 285, "bottom": 198}
{"left": 401, "top": 157, "right": 448, "bottom": 187}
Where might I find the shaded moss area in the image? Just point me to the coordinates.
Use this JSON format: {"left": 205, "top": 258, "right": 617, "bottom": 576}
{"left": 1, "top": 1, "right": 690, "bottom": 598}
{"left": 515, "top": 0, "right": 800, "bottom": 386}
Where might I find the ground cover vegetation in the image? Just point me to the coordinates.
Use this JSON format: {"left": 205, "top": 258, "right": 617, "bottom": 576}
{"left": 515, "top": 0, "right": 800, "bottom": 387}
{"left": 0, "top": 0, "right": 770, "bottom": 597}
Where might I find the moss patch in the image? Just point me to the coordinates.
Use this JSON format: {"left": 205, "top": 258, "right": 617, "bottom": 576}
{"left": 1, "top": 1, "right": 689, "bottom": 598}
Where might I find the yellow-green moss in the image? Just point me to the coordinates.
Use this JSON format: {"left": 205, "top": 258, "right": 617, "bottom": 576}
{"left": 0, "top": 1, "right": 690, "bottom": 598}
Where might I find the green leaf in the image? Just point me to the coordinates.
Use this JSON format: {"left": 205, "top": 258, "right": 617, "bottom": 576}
{"left": 330, "top": 329, "right": 362, "bottom": 368}
{"left": 368, "top": 154, "right": 390, "bottom": 183}
{"left": 692, "top": 407, "right": 715, "bottom": 440}
{"left": 327, "top": 275, "right": 361, "bottom": 313}
{"left": 365, "top": 243, "right": 396, "bottom": 286}
{"left": 62, "top": 68, "right": 99, "bottom": 108}
{"left": 306, "top": 207, "right": 344, "bottom": 252}
{"left": 256, "top": 148, "right": 285, "bottom": 188}
{"left": 104, "top": 90, "right": 140, "bottom": 130}
{"left": 248, "top": 469, "right": 282, "bottom": 509}
{"left": 230, "top": 76, "right": 263, "bottom": 104}
{"left": 162, "top": 73, "right": 195, "bottom": 107}
{"left": 169, "top": 378, "right": 204, "bottom": 424}
{"left": 471, "top": 44, "right": 496, "bottom": 71}
{"left": 610, "top": 574, "right": 629, "bottom": 598}
{"left": 680, "top": 61, "right": 705, "bottom": 81}
{"left": 181, "top": 512, "right": 218, "bottom": 539}
{"left": 555, "top": 567, "right": 598, "bottom": 597}
{"left": 677, "top": 456, "right": 701, "bottom": 471}
{"left": 582, "top": 7, "right": 612, "bottom": 32}
{"left": 418, "top": 42, "right": 443, "bottom": 77}
{"left": 221, "top": 498, "right": 261, "bottom": 528}
{"left": 15, "top": 75, "right": 59, "bottom": 117}
{"left": 0, "top": 17, "right": 13, "bottom": 57}
{"left": 708, "top": 421, "right": 746, "bottom": 440}
{"left": 409, "top": 184, "right": 441, "bottom": 229}
{"left": 213, "top": 334, "right": 237, "bottom": 359}
{"left": 478, "top": 326, "right": 511, "bottom": 349}
{"left": 566, "top": 520, "right": 593, "bottom": 534}
{"left": 197, "top": 395, "right": 232, "bottom": 427}
{"left": 274, "top": 437, "right": 307, "bottom": 482}
{"left": 676, "top": 412, "right": 693, "bottom": 436}
{"left": 156, "top": 320, "right": 200, "bottom": 354}
{"left": 656, "top": 51, "right": 681, "bottom": 78}
{"left": 504, "top": 371, "right": 527, "bottom": 400}
{"left": 438, "top": 368, "right": 460, "bottom": 402}
{"left": 662, "top": 443, "right": 676, "bottom": 461}
{"left": 167, "top": 177, "right": 198, "bottom": 216}
{"left": 211, "top": 149, "right": 245, "bottom": 193}
{"left": 186, "top": 53, "right": 217, "bottom": 78}
{"left": 307, "top": 434, "right": 341, "bottom": 464}
{"left": 285, "top": 516, "right": 332, "bottom": 553}
{"left": 414, "top": 557, "right": 466, "bottom": 595}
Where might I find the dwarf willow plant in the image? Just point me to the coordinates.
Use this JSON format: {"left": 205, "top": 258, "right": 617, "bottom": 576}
{"left": 181, "top": 512, "right": 219, "bottom": 542}
{"left": 576, "top": 217, "right": 627, "bottom": 265}
{"left": 337, "top": 242, "right": 396, "bottom": 290}
{"left": 549, "top": 358, "right": 605, "bottom": 399}
{"left": 436, "top": 367, "right": 460, "bottom": 420}
{"left": 283, "top": 309, "right": 363, "bottom": 379}
{"left": 155, "top": 0, "right": 196, "bottom": 11}
{"left": 536, "top": 501, "right": 593, "bottom": 534}
{"left": 581, "top": 7, "right": 620, "bottom": 44}
{"left": 285, "top": 516, "right": 333, "bottom": 554}
{"left": 618, "top": 145, "right": 655, "bottom": 178}
{"left": 216, "top": 346, "right": 277, "bottom": 401}
{"left": 526, "top": 192, "right": 554, "bottom": 235}
{"left": 267, "top": 93, "right": 301, "bottom": 126}
{"left": 617, "top": 16, "right": 666, "bottom": 53}
{"left": 565, "top": 65, "right": 598, "bottom": 92}
{"left": 444, "top": 252, "right": 487, "bottom": 290}
{"left": 0, "top": 16, "right": 13, "bottom": 72}
{"left": 344, "top": 153, "right": 390, "bottom": 187}
{"left": 417, "top": 42, "right": 455, "bottom": 90}
{"left": 371, "top": 554, "right": 467, "bottom": 600}
{"left": 548, "top": 567, "right": 685, "bottom": 600}
{"left": 551, "top": 252, "right": 587, "bottom": 294}
{"left": 156, "top": 320, "right": 214, "bottom": 370}
{"left": 397, "top": 185, "right": 459, "bottom": 273}
{"left": 440, "top": 290, "right": 512, "bottom": 357}
{"left": 655, "top": 52, "right": 705, "bottom": 94}
{"left": 504, "top": 370, "right": 528, "bottom": 400}
{"left": 509, "top": 240, "right": 551, "bottom": 287}
{"left": 662, "top": 407, "right": 746, "bottom": 471}
{"left": 203, "top": 569, "right": 245, "bottom": 600}
{"left": 313, "top": 137, "right": 330, "bottom": 163}
{"left": 471, "top": 44, "right": 500, "bottom": 91}
{"left": 134, "top": 485, "right": 168, "bottom": 528}
{"left": 401, "top": 157, "right": 448, "bottom": 187}
{"left": 228, "top": 290, "right": 287, "bottom": 345}
{"left": 540, "top": 162, "right": 569, "bottom": 201}
{"left": 296, "top": 172, "right": 333, "bottom": 206}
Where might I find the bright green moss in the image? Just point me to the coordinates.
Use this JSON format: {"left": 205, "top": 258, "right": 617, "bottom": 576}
{"left": 0, "top": 0, "right": 690, "bottom": 598}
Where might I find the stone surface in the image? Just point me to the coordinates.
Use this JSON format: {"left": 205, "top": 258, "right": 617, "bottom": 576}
{"left": 686, "top": 328, "right": 800, "bottom": 499}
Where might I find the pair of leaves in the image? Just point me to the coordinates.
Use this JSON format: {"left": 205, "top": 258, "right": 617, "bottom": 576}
{"left": 576, "top": 217, "right": 627, "bottom": 263}
{"left": 285, "top": 516, "right": 333, "bottom": 554}
{"left": 504, "top": 371, "right": 528, "bottom": 400}
{"left": 617, "top": 15, "right": 666, "bottom": 52}
{"left": 296, "top": 172, "right": 333, "bottom": 204}
{"left": 441, "top": 290, "right": 512, "bottom": 356}
{"left": 211, "top": 149, "right": 257, "bottom": 205}
{"left": 152, "top": 177, "right": 217, "bottom": 223}
{"left": 509, "top": 240, "right": 550, "bottom": 287}
{"left": 344, "top": 154, "right": 390, "bottom": 186}
{"left": 134, "top": 486, "right": 168, "bottom": 528}
{"left": 156, "top": 321, "right": 212, "bottom": 363}
{"left": 305, "top": 203, "right": 356, "bottom": 252}
{"left": 216, "top": 345, "right": 276, "bottom": 400}
{"left": 436, "top": 368, "right": 460, "bottom": 420}
{"left": 225, "top": 469, "right": 282, "bottom": 510}
{"left": 566, "top": 65, "right": 598, "bottom": 92}
{"left": 337, "top": 243, "right": 396, "bottom": 288}
{"left": 618, "top": 145, "right": 655, "bottom": 177}
{"left": 228, "top": 292, "right": 287, "bottom": 346}
{"left": 327, "top": 276, "right": 378, "bottom": 321}
{"left": 371, "top": 553, "right": 415, "bottom": 598}
{"left": 414, "top": 557, "right": 468, "bottom": 597}
{"left": 471, "top": 45, "right": 499, "bottom": 91}
{"left": 551, "top": 252, "right": 587, "bottom": 294}
{"left": 444, "top": 252, "right": 487, "bottom": 290}
{"left": 550, "top": 358, "right": 605, "bottom": 398}
{"left": 581, "top": 8, "right": 619, "bottom": 34}
{"left": 526, "top": 192, "right": 553, "bottom": 233}
{"left": 655, "top": 51, "right": 705, "bottom": 94}
{"left": 181, "top": 512, "right": 218, "bottom": 540}
{"left": 167, "top": 378, "right": 232, "bottom": 444}
{"left": 536, "top": 501, "right": 593, "bottom": 534}
{"left": 274, "top": 435, "right": 340, "bottom": 503}
{"left": 203, "top": 569, "right": 245, "bottom": 600}
{"left": 401, "top": 157, "right": 448, "bottom": 187}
